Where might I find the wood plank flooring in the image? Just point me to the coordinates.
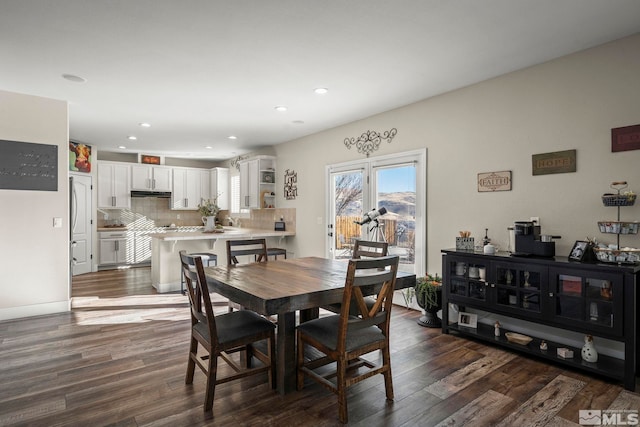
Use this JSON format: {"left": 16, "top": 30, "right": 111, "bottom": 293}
{"left": 0, "top": 266, "right": 638, "bottom": 426}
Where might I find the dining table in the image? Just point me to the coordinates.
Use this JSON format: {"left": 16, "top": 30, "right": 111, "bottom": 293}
{"left": 204, "top": 256, "right": 417, "bottom": 394}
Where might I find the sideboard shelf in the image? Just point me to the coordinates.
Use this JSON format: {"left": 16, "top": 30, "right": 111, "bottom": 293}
{"left": 441, "top": 249, "right": 639, "bottom": 390}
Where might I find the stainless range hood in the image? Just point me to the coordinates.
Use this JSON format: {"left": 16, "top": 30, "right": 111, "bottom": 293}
{"left": 131, "top": 190, "right": 172, "bottom": 198}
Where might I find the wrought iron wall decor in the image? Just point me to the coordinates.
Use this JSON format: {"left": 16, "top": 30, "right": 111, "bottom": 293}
{"left": 230, "top": 155, "right": 248, "bottom": 170}
{"left": 284, "top": 169, "right": 298, "bottom": 200}
{"left": 344, "top": 128, "right": 397, "bottom": 157}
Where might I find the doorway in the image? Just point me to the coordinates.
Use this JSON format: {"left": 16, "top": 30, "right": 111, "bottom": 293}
{"left": 326, "top": 149, "right": 426, "bottom": 275}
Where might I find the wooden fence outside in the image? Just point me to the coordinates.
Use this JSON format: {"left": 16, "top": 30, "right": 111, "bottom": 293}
{"left": 335, "top": 216, "right": 397, "bottom": 247}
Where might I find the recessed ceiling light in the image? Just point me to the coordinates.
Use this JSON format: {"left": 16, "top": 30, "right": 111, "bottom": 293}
{"left": 205, "top": 146, "right": 213, "bottom": 149}
{"left": 314, "top": 87, "right": 328, "bottom": 94}
{"left": 127, "top": 135, "right": 137, "bottom": 140}
{"left": 118, "top": 145, "right": 126, "bottom": 149}
{"left": 62, "top": 74, "right": 87, "bottom": 83}
{"left": 138, "top": 122, "right": 151, "bottom": 128}
{"left": 274, "top": 106, "right": 288, "bottom": 112}
{"left": 228, "top": 135, "right": 237, "bottom": 140}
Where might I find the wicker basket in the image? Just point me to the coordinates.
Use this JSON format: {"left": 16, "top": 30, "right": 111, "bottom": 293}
{"left": 602, "top": 193, "right": 636, "bottom": 206}
{"left": 593, "top": 247, "right": 640, "bottom": 264}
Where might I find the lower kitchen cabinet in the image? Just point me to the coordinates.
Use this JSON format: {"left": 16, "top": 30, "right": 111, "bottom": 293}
{"left": 98, "top": 231, "right": 132, "bottom": 265}
{"left": 441, "top": 249, "right": 639, "bottom": 391}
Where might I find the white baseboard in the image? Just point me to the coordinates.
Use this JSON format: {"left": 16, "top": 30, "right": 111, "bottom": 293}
{"left": 0, "top": 300, "right": 70, "bottom": 321}
{"left": 152, "top": 281, "right": 181, "bottom": 293}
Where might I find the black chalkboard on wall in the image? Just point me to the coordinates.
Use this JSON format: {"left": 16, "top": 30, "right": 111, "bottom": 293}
{"left": 0, "top": 139, "right": 58, "bottom": 191}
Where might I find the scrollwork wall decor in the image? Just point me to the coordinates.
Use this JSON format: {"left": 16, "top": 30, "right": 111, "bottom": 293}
{"left": 344, "top": 128, "right": 397, "bottom": 157}
{"left": 230, "top": 155, "right": 248, "bottom": 170}
{"left": 284, "top": 169, "right": 298, "bottom": 200}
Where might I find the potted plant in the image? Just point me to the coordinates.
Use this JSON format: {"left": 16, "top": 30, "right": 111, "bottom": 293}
{"left": 415, "top": 273, "right": 442, "bottom": 328}
{"left": 198, "top": 197, "right": 220, "bottom": 231}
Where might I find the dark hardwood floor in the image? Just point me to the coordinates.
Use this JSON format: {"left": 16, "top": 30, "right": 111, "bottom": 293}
{"left": 0, "top": 266, "right": 638, "bottom": 426}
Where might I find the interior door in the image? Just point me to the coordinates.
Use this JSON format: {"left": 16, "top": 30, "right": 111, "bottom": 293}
{"left": 71, "top": 173, "right": 93, "bottom": 275}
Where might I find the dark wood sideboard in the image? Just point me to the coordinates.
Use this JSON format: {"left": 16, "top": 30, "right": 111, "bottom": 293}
{"left": 441, "top": 249, "right": 639, "bottom": 391}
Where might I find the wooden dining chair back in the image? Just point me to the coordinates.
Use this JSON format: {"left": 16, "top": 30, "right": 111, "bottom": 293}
{"left": 226, "top": 238, "right": 268, "bottom": 265}
{"left": 226, "top": 238, "right": 268, "bottom": 311}
{"left": 352, "top": 239, "right": 389, "bottom": 259}
{"left": 324, "top": 239, "right": 389, "bottom": 315}
{"left": 179, "top": 251, "right": 276, "bottom": 413}
{"left": 297, "top": 255, "right": 399, "bottom": 423}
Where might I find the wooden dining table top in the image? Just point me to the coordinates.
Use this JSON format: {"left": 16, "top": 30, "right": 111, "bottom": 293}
{"left": 203, "top": 256, "right": 416, "bottom": 394}
{"left": 203, "top": 256, "right": 416, "bottom": 316}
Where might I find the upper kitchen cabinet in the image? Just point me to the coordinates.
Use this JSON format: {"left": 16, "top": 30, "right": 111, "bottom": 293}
{"left": 171, "top": 167, "right": 209, "bottom": 210}
{"left": 131, "top": 164, "right": 172, "bottom": 192}
{"left": 211, "top": 167, "right": 229, "bottom": 210}
{"left": 239, "top": 156, "right": 276, "bottom": 209}
{"left": 98, "top": 161, "right": 131, "bottom": 209}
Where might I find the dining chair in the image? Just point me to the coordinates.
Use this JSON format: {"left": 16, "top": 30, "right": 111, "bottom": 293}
{"left": 180, "top": 251, "right": 217, "bottom": 295}
{"left": 297, "top": 255, "right": 400, "bottom": 424}
{"left": 179, "top": 250, "right": 276, "bottom": 413}
{"left": 226, "top": 238, "right": 268, "bottom": 311}
{"left": 324, "top": 239, "right": 389, "bottom": 315}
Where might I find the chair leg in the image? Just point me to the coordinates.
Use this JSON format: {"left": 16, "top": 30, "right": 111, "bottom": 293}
{"left": 185, "top": 337, "right": 198, "bottom": 384}
{"left": 337, "top": 358, "right": 348, "bottom": 424}
{"left": 203, "top": 353, "right": 218, "bottom": 412}
{"left": 382, "top": 347, "right": 394, "bottom": 400}
{"left": 245, "top": 344, "right": 253, "bottom": 368}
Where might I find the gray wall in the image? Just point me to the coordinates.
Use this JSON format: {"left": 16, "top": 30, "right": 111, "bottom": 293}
{"left": 272, "top": 33, "right": 640, "bottom": 275}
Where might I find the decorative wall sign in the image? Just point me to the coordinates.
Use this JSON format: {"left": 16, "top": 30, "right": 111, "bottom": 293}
{"left": 611, "top": 124, "right": 640, "bottom": 152}
{"left": 284, "top": 169, "right": 297, "bottom": 200}
{"left": 140, "top": 154, "right": 161, "bottom": 165}
{"left": 69, "top": 141, "right": 92, "bottom": 173}
{"left": 344, "top": 128, "right": 397, "bottom": 157}
{"left": 0, "top": 139, "right": 58, "bottom": 191}
{"left": 532, "top": 149, "right": 576, "bottom": 176}
{"left": 477, "top": 171, "right": 512, "bottom": 192}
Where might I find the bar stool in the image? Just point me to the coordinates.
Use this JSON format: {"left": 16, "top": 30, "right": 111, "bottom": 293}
{"left": 181, "top": 252, "right": 217, "bottom": 295}
{"left": 266, "top": 248, "right": 287, "bottom": 260}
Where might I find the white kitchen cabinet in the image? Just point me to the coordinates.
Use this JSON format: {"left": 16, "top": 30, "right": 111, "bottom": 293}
{"left": 172, "top": 167, "right": 208, "bottom": 209}
{"left": 200, "top": 169, "right": 211, "bottom": 203}
{"left": 131, "top": 164, "right": 172, "bottom": 192}
{"left": 239, "top": 156, "right": 275, "bottom": 209}
{"left": 133, "top": 231, "right": 153, "bottom": 264}
{"left": 98, "top": 231, "right": 131, "bottom": 265}
{"left": 97, "top": 161, "right": 131, "bottom": 208}
{"left": 210, "top": 167, "right": 229, "bottom": 210}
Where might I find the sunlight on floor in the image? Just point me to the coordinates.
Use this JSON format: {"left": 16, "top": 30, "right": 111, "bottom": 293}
{"left": 70, "top": 293, "right": 229, "bottom": 326}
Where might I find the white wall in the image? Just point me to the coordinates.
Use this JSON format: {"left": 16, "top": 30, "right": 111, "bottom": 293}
{"left": 0, "top": 90, "right": 70, "bottom": 320}
{"left": 274, "top": 33, "right": 640, "bottom": 275}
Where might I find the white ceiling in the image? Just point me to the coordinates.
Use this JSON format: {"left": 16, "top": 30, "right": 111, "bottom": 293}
{"left": 2, "top": 1, "right": 639, "bottom": 160}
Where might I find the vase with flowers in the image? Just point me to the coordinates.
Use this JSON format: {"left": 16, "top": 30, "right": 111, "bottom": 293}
{"left": 198, "top": 197, "right": 220, "bottom": 231}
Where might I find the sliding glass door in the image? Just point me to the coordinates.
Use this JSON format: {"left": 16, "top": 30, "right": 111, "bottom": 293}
{"left": 327, "top": 149, "right": 426, "bottom": 275}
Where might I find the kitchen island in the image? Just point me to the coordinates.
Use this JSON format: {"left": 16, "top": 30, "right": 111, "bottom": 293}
{"left": 149, "top": 227, "right": 295, "bottom": 292}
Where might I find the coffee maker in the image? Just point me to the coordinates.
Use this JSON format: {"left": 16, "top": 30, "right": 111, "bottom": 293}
{"left": 512, "top": 221, "right": 556, "bottom": 257}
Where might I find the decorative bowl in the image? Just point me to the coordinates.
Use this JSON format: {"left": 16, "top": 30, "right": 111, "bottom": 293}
{"left": 505, "top": 332, "right": 533, "bottom": 345}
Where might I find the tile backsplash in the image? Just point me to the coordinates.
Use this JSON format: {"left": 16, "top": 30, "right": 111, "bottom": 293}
{"left": 98, "top": 197, "right": 204, "bottom": 228}
{"left": 98, "top": 197, "right": 296, "bottom": 232}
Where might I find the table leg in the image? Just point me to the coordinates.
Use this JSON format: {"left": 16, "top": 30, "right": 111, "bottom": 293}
{"left": 276, "top": 311, "right": 296, "bottom": 394}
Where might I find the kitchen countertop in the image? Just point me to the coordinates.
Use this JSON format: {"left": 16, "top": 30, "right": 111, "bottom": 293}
{"left": 98, "top": 226, "right": 204, "bottom": 232}
{"left": 149, "top": 226, "right": 295, "bottom": 241}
